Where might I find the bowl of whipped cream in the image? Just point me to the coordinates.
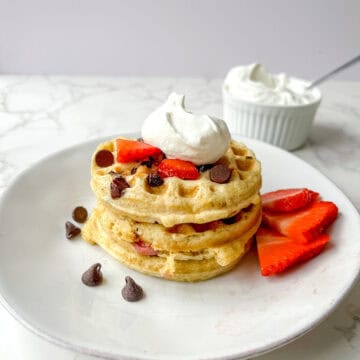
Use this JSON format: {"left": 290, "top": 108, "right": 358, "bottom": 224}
{"left": 222, "top": 63, "right": 321, "bottom": 150}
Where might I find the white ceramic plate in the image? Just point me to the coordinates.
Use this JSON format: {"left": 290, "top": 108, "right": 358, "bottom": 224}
{"left": 0, "top": 134, "right": 359, "bottom": 360}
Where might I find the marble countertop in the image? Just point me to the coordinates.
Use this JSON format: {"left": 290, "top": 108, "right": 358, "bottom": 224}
{"left": 0, "top": 76, "right": 359, "bottom": 360}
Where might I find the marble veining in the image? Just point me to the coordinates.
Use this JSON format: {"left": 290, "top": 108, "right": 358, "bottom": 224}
{"left": 0, "top": 76, "right": 359, "bottom": 360}
{"left": 334, "top": 304, "right": 360, "bottom": 345}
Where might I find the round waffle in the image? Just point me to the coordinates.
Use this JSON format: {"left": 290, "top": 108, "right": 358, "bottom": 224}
{"left": 81, "top": 211, "right": 258, "bottom": 282}
{"left": 90, "top": 200, "right": 261, "bottom": 252}
{"left": 91, "top": 138, "right": 261, "bottom": 227}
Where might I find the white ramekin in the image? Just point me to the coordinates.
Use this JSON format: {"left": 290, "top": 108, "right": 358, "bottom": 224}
{"left": 222, "top": 87, "right": 322, "bottom": 150}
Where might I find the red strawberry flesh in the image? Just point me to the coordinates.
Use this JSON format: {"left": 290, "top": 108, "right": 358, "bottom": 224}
{"left": 157, "top": 159, "right": 199, "bottom": 180}
{"left": 262, "top": 201, "right": 338, "bottom": 243}
{"left": 133, "top": 240, "right": 158, "bottom": 256}
{"left": 261, "top": 188, "right": 319, "bottom": 212}
{"left": 256, "top": 227, "right": 329, "bottom": 276}
{"left": 116, "top": 139, "right": 162, "bottom": 163}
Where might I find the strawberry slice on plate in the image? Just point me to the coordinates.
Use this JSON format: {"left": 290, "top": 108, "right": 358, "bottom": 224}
{"left": 256, "top": 227, "right": 330, "bottom": 276}
{"left": 157, "top": 159, "right": 199, "bottom": 180}
{"left": 133, "top": 240, "right": 158, "bottom": 256}
{"left": 116, "top": 138, "right": 162, "bottom": 163}
{"left": 263, "top": 201, "right": 338, "bottom": 243}
{"left": 262, "top": 188, "right": 319, "bottom": 212}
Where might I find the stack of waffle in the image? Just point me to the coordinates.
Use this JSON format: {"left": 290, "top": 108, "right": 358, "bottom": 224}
{"left": 82, "top": 138, "right": 262, "bottom": 282}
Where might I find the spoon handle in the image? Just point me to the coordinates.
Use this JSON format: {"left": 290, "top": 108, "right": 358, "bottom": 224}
{"left": 308, "top": 54, "right": 360, "bottom": 89}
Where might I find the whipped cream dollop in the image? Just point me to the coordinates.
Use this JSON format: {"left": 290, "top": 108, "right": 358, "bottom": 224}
{"left": 141, "top": 93, "right": 231, "bottom": 165}
{"left": 224, "top": 63, "right": 319, "bottom": 105}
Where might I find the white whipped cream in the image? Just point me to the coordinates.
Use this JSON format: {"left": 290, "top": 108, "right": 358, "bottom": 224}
{"left": 224, "top": 63, "right": 319, "bottom": 105}
{"left": 141, "top": 93, "right": 231, "bottom": 165}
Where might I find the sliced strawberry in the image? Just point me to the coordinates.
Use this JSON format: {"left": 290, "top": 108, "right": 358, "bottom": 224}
{"left": 116, "top": 139, "right": 162, "bottom": 163}
{"left": 263, "top": 201, "right": 338, "bottom": 243}
{"left": 256, "top": 227, "right": 329, "bottom": 276}
{"left": 157, "top": 159, "right": 199, "bottom": 180}
{"left": 133, "top": 240, "right": 158, "bottom": 256}
{"left": 262, "top": 188, "right": 319, "bottom": 212}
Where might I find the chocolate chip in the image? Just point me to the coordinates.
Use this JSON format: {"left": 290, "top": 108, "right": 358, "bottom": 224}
{"left": 137, "top": 137, "right": 144, "bottom": 142}
{"left": 131, "top": 167, "right": 137, "bottom": 175}
{"left": 222, "top": 215, "right": 237, "bottom": 225}
{"left": 209, "top": 164, "right": 232, "bottom": 184}
{"left": 147, "top": 173, "right": 164, "bottom": 187}
{"left": 65, "top": 221, "right": 81, "bottom": 239}
{"left": 140, "top": 156, "right": 155, "bottom": 168}
{"left": 140, "top": 160, "right": 153, "bottom": 168}
{"left": 197, "top": 164, "right": 214, "bottom": 172}
{"left": 81, "top": 263, "right": 103, "bottom": 286}
{"left": 121, "top": 276, "right": 143, "bottom": 302}
{"left": 110, "top": 176, "right": 130, "bottom": 199}
{"left": 95, "top": 150, "right": 114, "bottom": 167}
{"left": 72, "top": 206, "right": 88, "bottom": 223}
{"left": 246, "top": 156, "right": 253, "bottom": 160}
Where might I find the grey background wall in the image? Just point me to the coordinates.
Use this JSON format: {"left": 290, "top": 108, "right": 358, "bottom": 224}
{"left": 0, "top": 0, "right": 359, "bottom": 80}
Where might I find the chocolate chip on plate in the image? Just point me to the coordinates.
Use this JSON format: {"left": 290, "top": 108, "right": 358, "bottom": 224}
{"left": 121, "top": 276, "right": 143, "bottom": 302}
{"left": 197, "top": 164, "right": 214, "bottom": 172}
{"left": 147, "top": 173, "right": 164, "bottom": 187}
{"left": 110, "top": 175, "right": 130, "bottom": 199}
{"left": 209, "top": 164, "right": 232, "bottom": 184}
{"left": 95, "top": 150, "right": 114, "bottom": 168}
{"left": 81, "top": 263, "right": 103, "bottom": 286}
{"left": 65, "top": 221, "right": 81, "bottom": 239}
{"left": 72, "top": 206, "right": 88, "bottom": 223}
{"left": 131, "top": 167, "right": 138, "bottom": 175}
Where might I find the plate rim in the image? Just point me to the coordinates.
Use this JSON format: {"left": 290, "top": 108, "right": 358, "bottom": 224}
{"left": 0, "top": 132, "right": 359, "bottom": 360}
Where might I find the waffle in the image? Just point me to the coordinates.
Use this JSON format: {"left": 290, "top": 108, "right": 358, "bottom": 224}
{"left": 91, "top": 139, "right": 261, "bottom": 227}
{"left": 88, "top": 200, "right": 261, "bottom": 252}
{"left": 82, "top": 210, "right": 259, "bottom": 282}
{"left": 82, "top": 136, "right": 262, "bottom": 281}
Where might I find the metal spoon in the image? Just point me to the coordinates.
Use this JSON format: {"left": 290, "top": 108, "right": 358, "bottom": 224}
{"left": 308, "top": 53, "right": 360, "bottom": 89}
